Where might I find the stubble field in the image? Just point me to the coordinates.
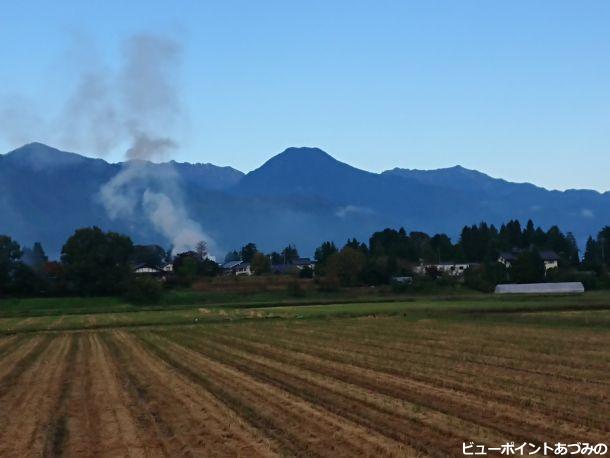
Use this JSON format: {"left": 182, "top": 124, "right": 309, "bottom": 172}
{"left": 0, "top": 298, "right": 609, "bottom": 457}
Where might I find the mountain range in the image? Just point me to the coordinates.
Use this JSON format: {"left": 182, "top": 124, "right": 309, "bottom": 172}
{"left": 1, "top": 142, "right": 608, "bottom": 259}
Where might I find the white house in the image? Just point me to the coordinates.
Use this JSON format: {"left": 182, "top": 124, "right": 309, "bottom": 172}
{"left": 222, "top": 260, "right": 252, "bottom": 276}
{"left": 539, "top": 251, "right": 560, "bottom": 270}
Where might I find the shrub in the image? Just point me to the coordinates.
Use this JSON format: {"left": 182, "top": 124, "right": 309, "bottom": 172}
{"left": 316, "top": 275, "right": 341, "bottom": 292}
{"left": 125, "top": 276, "right": 163, "bottom": 304}
{"left": 286, "top": 280, "right": 306, "bottom": 297}
{"left": 326, "top": 248, "right": 366, "bottom": 286}
{"left": 391, "top": 281, "right": 410, "bottom": 294}
{"left": 251, "top": 252, "right": 271, "bottom": 275}
{"left": 465, "top": 262, "right": 509, "bottom": 293}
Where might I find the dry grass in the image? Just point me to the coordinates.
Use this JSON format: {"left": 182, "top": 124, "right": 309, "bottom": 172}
{"left": 0, "top": 314, "right": 608, "bottom": 457}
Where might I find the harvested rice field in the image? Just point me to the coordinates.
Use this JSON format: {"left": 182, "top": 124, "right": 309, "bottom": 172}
{"left": 0, "top": 308, "right": 608, "bottom": 457}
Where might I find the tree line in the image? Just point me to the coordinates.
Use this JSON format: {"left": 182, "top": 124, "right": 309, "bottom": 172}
{"left": 1, "top": 220, "right": 609, "bottom": 297}
{"left": 227, "top": 219, "right": 609, "bottom": 291}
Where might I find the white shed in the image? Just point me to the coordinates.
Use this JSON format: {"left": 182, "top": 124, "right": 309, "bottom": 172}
{"left": 494, "top": 282, "right": 584, "bottom": 294}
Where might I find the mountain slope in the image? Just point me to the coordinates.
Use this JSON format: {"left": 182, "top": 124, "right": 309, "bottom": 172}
{"left": 383, "top": 165, "right": 523, "bottom": 194}
{"left": 384, "top": 165, "right": 610, "bottom": 237}
{"left": 1, "top": 143, "right": 608, "bottom": 258}
{"left": 0, "top": 143, "right": 244, "bottom": 256}
{"left": 232, "top": 146, "right": 486, "bottom": 232}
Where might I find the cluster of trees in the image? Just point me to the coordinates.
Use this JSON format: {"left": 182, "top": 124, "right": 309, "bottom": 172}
{"left": 582, "top": 228, "right": 610, "bottom": 272}
{"left": 1, "top": 219, "right": 609, "bottom": 297}
{"left": 310, "top": 221, "right": 610, "bottom": 290}
{"left": 0, "top": 228, "right": 139, "bottom": 296}
{"left": 1, "top": 227, "right": 187, "bottom": 297}
{"left": 0, "top": 226, "right": 308, "bottom": 297}
{"left": 225, "top": 243, "right": 300, "bottom": 265}
{"left": 223, "top": 243, "right": 304, "bottom": 276}
{"left": 461, "top": 223, "right": 610, "bottom": 291}
{"left": 459, "top": 220, "right": 580, "bottom": 264}
{"left": 172, "top": 249, "right": 220, "bottom": 285}
{"left": 0, "top": 236, "right": 49, "bottom": 294}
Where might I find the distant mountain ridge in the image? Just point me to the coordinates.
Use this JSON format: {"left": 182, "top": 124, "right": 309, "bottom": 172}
{"left": 1, "top": 142, "right": 608, "bottom": 258}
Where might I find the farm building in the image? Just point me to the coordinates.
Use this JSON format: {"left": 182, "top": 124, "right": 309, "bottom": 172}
{"left": 494, "top": 282, "right": 584, "bottom": 294}
{"left": 132, "top": 264, "right": 169, "bottom": 280}
{"left": 498, "top": 249, "right": 560, "bottom": 271}
{"left": 221, "top": 260, "right": 252, "bottom": 276}
{"left": 161, "top": 263, "right": 173, "bottom": 273}
{"left": 290, "top": 258, "right": 316, "bottom": 270}
{"left": 133, "top": 264, "right": 164, "bottom": 275}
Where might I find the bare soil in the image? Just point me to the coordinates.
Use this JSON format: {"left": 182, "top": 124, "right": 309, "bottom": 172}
{"left": 0, "top": 316, "right": 608, "bottom": 457}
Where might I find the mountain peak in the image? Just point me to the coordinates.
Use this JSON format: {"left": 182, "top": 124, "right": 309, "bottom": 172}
{"left": 4, "top": 142, "right": 90, "bottom": 168}
{"left": 274, "top": 146, "right": 336, "bottom": 163}
{"left": 7, "top": 142, "right": 64, "bottom": 156}
{"left": 280, "top": 146, "right": 329, "bottom": 155}
{"left": 235, "top": 146, "right": 373, "bottom": 197}
{"left": 248, "top": 146, "right": 347, "bottom": 176}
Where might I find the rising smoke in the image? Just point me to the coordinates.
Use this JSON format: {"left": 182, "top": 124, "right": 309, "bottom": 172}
{"left": 95, "top": 33, "right": 214, "bottom": 255}
{"left": 0, "top": 33, "right": 214, "bottom": 255}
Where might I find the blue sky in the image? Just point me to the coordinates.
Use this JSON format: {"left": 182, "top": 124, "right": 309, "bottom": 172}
{"left": 1, "top": 1, "right": 609, "bottom": 191}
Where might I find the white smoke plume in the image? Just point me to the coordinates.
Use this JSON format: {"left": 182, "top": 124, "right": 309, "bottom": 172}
{"left": 99, "top": 160, "right": 216, "bottom": 255}
{"left": 0, "top": 32, "right": 214, "bottom": 255}
{"left": 91, "top": 33, "right": 214, "bottom": 255}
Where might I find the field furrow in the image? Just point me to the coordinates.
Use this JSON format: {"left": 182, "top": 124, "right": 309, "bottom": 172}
{"left": 187, "top": 324, "right": 608, "bottom": 443}
{"left": 249, "top": 325, "right": 608, "bottom": 406}
{"left": 0, "top": 335, "right": 71, "bottom": 456}
{"left": 137, "top": 331, "right": 412, "bottom": 457}
{"left": 0, "top": 301, "right": 607, "bottom": 457}
{"left": 260, "top": 320, "right": 610, "bottom": 379}
{"left": 160, "top": 329, "right": 505, "bottom": 457}
{"left": 108, "top": 330, "right": 279, "bottom": 457}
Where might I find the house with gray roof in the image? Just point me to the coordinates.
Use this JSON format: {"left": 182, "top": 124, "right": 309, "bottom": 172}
{"left": 498, "top": 249, "right": 560, "bottom": 271}
{"left": 221, "top": 260, "right": 252, "bottom": 276}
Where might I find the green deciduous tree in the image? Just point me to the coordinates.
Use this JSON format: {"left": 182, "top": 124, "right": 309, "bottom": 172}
{"left": 251, "top": 252, "right": 271, "bottom": 275}
{"left": 61, "top": 227, "right": 134, "bottom": 295}
{"left": 464, "top": 262, "right": 508, "bottom": 292}
{"left": 326, "top": 247, "right": 367, "bottom": 286}
{"left": 174, "top": 256, "right": 198, "bottom": 285}
{"left": 131, "top": 244, "right": 166, "bottom": 267}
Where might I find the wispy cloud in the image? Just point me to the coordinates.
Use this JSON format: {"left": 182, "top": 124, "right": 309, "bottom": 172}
{"left": 335, "top": 205, "right": 375, "bottom": 218}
